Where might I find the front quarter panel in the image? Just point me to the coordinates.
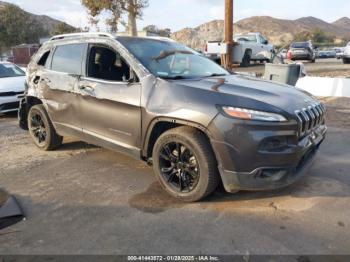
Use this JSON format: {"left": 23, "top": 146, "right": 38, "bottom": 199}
{"left": 142, "top": 77, "right": 221, "bottom": 128}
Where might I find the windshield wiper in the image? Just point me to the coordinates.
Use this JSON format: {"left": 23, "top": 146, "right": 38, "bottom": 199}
{"left": 159, "top": 75, "right": 191, "bottom": 80}
{"left": 152, "top": 50, "right": 193, "bottom": 61}
{"left": 204, "top": 73, "right": 229, "bottom": 78}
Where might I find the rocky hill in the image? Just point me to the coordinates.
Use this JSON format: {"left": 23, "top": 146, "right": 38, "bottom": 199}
{"left": 172, "top": 16, "right": 350, "bottom": 50}
{"left": 0, "top": 1, "right": 75, "bottom": 34}
{"left": 333, "top": 17, "right": 350, "bottom": 30}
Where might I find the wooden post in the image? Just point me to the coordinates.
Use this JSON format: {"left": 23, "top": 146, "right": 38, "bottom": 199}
{"left": 223, "top": 0, "right": 233, "bottom": 69}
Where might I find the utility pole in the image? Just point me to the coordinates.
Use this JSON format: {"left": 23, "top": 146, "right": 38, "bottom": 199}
{"left": 222, "top": 0, "right": 233, "bottom": 69}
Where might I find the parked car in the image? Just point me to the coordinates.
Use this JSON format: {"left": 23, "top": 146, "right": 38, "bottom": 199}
{"left": 19, "top": 33, "right": 327, "bottom": 202}
{"left": 288, "top": 42, "right": 316, "bottom": 63}
{"left": 318, "top": 51, "right": 336, "bottom": 59}
{"left": 343, "top": 42, "right": 350, "bottom": 64}
{"left": 205, "top": 33, "right": 274, "bottom": 67}
{"left": 0, "top": 62, "right": 26, "bottom": 114}
{"left": 332, "top": 47, "right": 345, "bottom": 59}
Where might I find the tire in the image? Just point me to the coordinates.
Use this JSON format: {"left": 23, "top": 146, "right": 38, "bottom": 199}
{"left": 28, "top": 104, "right": 63, "bottom": 151}
{"left": 240, "top": 51, "right": 251, "bottom": 67}
{"left": 152, "top": 126, "right": 219, "bottom": 202}
{"left": 343, "top": 58, "right": 350, "bottom": 64}
{"left": 311, "top": 59, "right": 316, "bottom": 63}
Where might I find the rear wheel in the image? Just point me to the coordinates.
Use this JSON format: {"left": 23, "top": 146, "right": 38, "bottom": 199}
{"left": 28, "top": 105, "right": 63, "bottom": 151}
{"left": 152, "top": 126, "right": 219, "bottom": 202}
{"left": 343, "top": 58, "right": 350, "bottom": 64}
{"left": 240, "top": 51, "right": 251, "bottom": 67}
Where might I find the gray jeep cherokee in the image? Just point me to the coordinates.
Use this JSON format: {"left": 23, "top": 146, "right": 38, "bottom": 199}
{"left": 19, "top": 33, "right": 327, "bottom": 202}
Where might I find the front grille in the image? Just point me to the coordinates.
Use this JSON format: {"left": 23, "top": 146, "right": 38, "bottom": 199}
{"left": 295, "top": 103, "right": 325, "bottom": 137}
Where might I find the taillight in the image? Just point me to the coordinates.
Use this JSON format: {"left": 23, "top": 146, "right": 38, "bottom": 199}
{"left": 287, "top": 50, "right": 292, "bottom": 59}
{"left": 205, "top": 44, "right": 208, "bottom": 53}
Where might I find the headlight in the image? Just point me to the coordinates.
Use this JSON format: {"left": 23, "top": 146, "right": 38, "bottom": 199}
{"left": 222, "top": 106, "right": 287, "bottom": 122}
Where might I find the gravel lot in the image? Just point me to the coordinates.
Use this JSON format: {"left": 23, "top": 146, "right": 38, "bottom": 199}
{"left": 0, "top": 99, "right": 350, "bottom": 254}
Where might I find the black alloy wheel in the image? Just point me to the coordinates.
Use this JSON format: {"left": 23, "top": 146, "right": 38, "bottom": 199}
{"left": 29, "top": 113, "right": 47, "bottom": 146}
{"left": 158, "top": 142, "right": 200, "bottom": 193}
{"left": 152, "top": 126, "right": 219, "bottom": 202}
{"left": 28, "top": 104, "right": 63, "bottom": 151}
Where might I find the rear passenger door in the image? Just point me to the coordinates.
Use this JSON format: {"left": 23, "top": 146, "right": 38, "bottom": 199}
{"left": 41, "top": 43, "right": 87, "bottom": 136}
{"left": 77, "top": 43, "right": 142, "bottom": 158}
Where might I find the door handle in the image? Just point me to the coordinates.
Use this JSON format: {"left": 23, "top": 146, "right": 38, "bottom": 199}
{"left": 79, "top": 85, "right": 94, "bottom": 92}
{"left": 41, "top": 77, "right": 51, "bottom": 83}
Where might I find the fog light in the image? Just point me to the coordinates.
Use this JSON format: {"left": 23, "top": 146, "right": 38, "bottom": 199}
{"left": 260, "top": 137, "right": 290, "bottom": 152}
{"left": 258, "top": 169, "right": 288, "bottom": 181}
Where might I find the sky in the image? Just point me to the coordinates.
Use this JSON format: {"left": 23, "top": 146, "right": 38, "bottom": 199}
{"left": 4, "top": 0, "right": 350, "bottom": 32}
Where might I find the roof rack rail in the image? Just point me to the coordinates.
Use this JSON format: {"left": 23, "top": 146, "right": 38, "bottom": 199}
{"left": 49, "top": 32, "right": 115, "bottom": 42}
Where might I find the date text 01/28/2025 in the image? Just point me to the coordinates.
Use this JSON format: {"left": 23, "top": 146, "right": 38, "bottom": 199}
{"left": 127, "top": 256, "right": 220, "bottom": 261}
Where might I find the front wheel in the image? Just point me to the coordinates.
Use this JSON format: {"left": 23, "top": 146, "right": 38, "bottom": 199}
{"left": 152, "top": 127, "right": 219, "bottom": 202}
{"left": 28, "top": 104, "right": 63, "bottom": 151}
{"left": 343, "top": 58, "right": 350, "bottom": 64}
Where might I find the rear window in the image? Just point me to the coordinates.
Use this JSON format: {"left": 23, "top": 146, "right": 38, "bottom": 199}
{"left": 51, "top": 44, "right": 85, "bottom": 75}
{"left": 291, "top": 42, "right": 309, "bottom": 48}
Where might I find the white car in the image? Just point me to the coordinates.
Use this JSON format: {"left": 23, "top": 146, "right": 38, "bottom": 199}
{"left": 0, "top": 62, "right": 26, "bottom": 114}
{"left": 205, "top": 33, "right": 274, "bottom": 67}
{"left": 343, "top": 42, "right": 350, "bottom": 64}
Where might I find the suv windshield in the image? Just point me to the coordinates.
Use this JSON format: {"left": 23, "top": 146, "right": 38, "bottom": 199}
{"left": 0, "top": 63, "right": 25, "bottom": 78}
{"left": 291, "top": 42, "right": 309, "bottom": 49}
{"left": 117, "top": 37, "right": 229, "bottom": 79}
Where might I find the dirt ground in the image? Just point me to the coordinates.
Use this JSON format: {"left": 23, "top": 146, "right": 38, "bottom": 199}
{"left": 0, "top": 98, "right": 350, "bottom": 255}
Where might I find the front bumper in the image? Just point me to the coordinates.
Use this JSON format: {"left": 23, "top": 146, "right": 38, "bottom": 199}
{"left": 208, "top": 114, "right": 327, "bottom": 192}
{"left": 0, "top": 95, "right": 22, "bottom": 113}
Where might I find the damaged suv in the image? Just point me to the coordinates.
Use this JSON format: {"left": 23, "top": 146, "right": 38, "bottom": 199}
{"left": 19, "top": 33, "right": 327, "bottom": 202}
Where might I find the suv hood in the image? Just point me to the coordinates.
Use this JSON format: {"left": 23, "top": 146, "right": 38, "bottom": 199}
{"left": 0, "top": 76, "right": 26, "bottom": 93}
{"left": 173, "top": 74, "right": 318, "bottom": 115}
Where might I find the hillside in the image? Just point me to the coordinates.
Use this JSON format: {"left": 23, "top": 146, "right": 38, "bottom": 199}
{"left": 333, "top": 17, "right": 350, "bottom": 30}
{"left": 172, "top": 16, "right": 350, "bottom": 50}
{"left": 0, "top": 1, "right": 75, "bottom": 34}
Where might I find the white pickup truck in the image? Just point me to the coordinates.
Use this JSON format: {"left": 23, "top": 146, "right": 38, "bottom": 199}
{"left": 204, "top": 33, "right": 274, "bottom": 67}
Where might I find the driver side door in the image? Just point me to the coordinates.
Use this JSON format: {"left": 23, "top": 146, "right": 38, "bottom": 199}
{"left": 78, "top": 43, "right": 142, "bottom": 158}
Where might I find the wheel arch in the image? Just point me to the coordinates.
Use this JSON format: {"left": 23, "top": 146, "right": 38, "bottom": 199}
{"left": 142, "top": 117, "right": 214, "bottom": 161}
{"left": 19, "top": 96, "right": 43, "bottom": 130}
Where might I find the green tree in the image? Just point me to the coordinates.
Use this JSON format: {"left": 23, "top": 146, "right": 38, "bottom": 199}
{"left": 143, "top": 25, "right": 171, "bottom": 37}
{"left": 81, "top": 0, "right": 148, "bottom": 36}
{"left": 0, "top": 4, "right": 47, "bottom": 50}
{"left": 312, "top": 28, "right": 334, "bottom": 43}
{"left": 51, "top": 22, "right": 76, "bottom": 36}
{"left": 294, "top": 31, "right": 312, "bottom": 42}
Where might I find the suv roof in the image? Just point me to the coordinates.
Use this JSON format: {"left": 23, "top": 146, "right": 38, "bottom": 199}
{"left": 48, "top": 32, "right": 175, "bottom": 44}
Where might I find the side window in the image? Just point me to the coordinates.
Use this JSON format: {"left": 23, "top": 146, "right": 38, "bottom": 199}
{"left": 37, "top": 50, "right": 51, "bottom": 67}
{"left": 87, "top": 45, "right": 136, "bottom": 82}
{"left": 51, "top": 44, "right": 85, "bottom": 75}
